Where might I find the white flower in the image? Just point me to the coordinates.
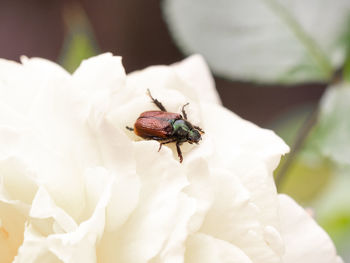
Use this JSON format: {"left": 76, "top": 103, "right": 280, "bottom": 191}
{"left": 0, "top": 53, "right": 342, "bottom": 263}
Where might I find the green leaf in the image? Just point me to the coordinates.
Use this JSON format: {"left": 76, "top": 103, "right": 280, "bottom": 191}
{"left": 310, "top": 83, "right": 350, "bottom": 166}
{"left": 273, "top": 105, "right": 350, "bottom": 258}
{"left": 163, "top": 0, "right": 350, "bottom": 84}
{"left": 341, "top": 15, "right": 350, "bottom": 83}
{"left": 272, "top": 104, "right": 333, "bottom": 203}
{"left": 343, "top": 60, "right": 350, "bottom": 83}
{"left": 60, "top": 34, "right": 97, "bottom": 73}
{"left": 311, "top": 168, "right": 350, "bottom": 260}
{"left": 58, "top": 4, "right": 98, "bottom": 73}
{"left": 276, "top": 154, "right": 333, "bottom": 204}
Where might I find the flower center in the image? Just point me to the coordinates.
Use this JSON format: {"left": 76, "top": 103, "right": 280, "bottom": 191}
{"left": 0, "top": 207, "right": 26, "bottom": 263}
{"left": 0, "top": 219, "right": 9, "bottom": 239}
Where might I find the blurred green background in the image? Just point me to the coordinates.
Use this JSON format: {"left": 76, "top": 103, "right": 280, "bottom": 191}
{"left": 0, "top": 0, "right": 349, "bottom": 260}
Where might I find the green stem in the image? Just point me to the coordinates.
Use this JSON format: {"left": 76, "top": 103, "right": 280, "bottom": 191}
{"left": 275, "top": 104, "right": 319, "bottom": 189}
{"left": 275, "top": 71, "right": 343, "bottom": 189}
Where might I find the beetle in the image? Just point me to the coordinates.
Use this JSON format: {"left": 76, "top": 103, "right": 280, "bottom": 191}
{"left": 126, "top": 89, "right": 204, "bottom": 163}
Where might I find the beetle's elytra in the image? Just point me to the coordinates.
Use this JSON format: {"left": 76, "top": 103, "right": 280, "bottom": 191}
{"left": 126, "top": 89, "right": 204, "bottom": 163}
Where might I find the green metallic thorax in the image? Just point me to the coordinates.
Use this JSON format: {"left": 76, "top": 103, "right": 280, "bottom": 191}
{"left": 172, "top": 119, "right": 191, "bottom": 134}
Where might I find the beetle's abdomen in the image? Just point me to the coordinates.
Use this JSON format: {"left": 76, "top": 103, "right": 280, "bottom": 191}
{"left": 134, "top": 111, "right": 181, "bottom": 139}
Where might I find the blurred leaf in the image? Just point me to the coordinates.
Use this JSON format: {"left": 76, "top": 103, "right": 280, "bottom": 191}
{"left": 309, "top": 83, "right": 350, "bottom": 166}
{"left": 271, "top": 104, "right": 313, "bottom": 145}
{"left": 343, "top": 59, "right": 350, "bottom": 83}
{"left": 272, "top": 104, "right": 333, "bottom": 203}
{"left": 311, "top": 168, "right": 350, "bottom": 260}
{"left": 59, "top": 3, "right": 98, "bottom": 73}
{"left": 163, "top": 0, "right": 350, "bottom": 84}
{"left": 273, "top": 104, "right": 350, "bottom": 259}
{"left": 341, "top": 15, "right": 350, "bottom": 83}
{"left": 61, "top": 34, "right": 97, "bottom": 73}
{"left": 322, "top": 214, "right": 350, "bottom": 248}
{"left": 277, "top": 154, "right": 333, "bottom": 204}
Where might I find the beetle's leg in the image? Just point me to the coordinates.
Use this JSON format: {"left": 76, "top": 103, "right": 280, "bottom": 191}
{"left": 151, "top": 136, "right": 167, "bottom": 141}
{"left": 158, "top": 138, "right": 177, "bottom": 152}
{"left": 147, "top": 89, "right": 167, "bottom": 112}
{"left": 193, "top": 125, "right": 205, "bottom": 134}
{"left": 181, "top": 103, "right": 189, "bottom": 120}
{"left": 176, "top": 141, "right": 183, "bottom": 163}
{"left": 126, "top": 126, "right": 134, "bottom": 131}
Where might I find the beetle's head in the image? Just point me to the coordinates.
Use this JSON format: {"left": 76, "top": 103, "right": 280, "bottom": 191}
{"left": 188, "top": 129, "right": 201, "bottom": 143}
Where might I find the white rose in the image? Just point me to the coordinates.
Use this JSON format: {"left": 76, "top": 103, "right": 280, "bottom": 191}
{"left": 0, "top": 53, "right": 342, "bottom": 263}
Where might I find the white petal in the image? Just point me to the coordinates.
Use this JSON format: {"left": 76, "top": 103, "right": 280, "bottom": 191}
{"left": 228, "top": 156, "right": 281, "bottom": 232}
{"left": 171, "top": 55, "right": 221, "bottom": 105}
{"left": 199, "top": 102, "right": 289, "bottom": 249}
{"left": 201, "top": 103, "right": 289, "bottom": 171}
{"left": 0, "top": 157, "right": 38, "bottom": 206}
{"left": 30, "top": 187, "right": 78, "bottom": 233}
{"left": 278, "top": 194, "right": 343, "bottom": 263}
{"left": 89, "top": 115, "right": 135, "bottom": 175}
{"left": 14, "top": 224, "right": 61, "bottom": 263}
{"left": 127, "top": 60, "right": 203, "bottom": 107}
{"left": 200, "top": 168, "right": 282, "bottom": 263}
{"left": 0, "top": 57, "right": 69, "bottom": 115}
{"left": 0, "top": 60, "right": 93, "bottom": 221}
{"left": 72, "top": 53, "right": 127, "bottom": 137}
{"left": 82, "top": 167, "right": 140, "bottom": 231}
{"left": 1, "top": 53, "right": 337, "bottom": 263}
{"left": 15, "top": 169, "right": 114, "bottom": 263}
{"left": 0, "top": 200, "right": 28, "bottom": 263}
{"left": 0, "top": 126, "right": 21, "bottom": 160}
{"left": 20, "top": 56, "right": 69, "bottom": 77}
{"left": 73, "top": 53, "right": 126, "bottom": 95}
{"left": 47, "top": 176, "right": 113, "bottom": 263}
{"left": 150, "top": 193, "right": 196, "bottom": 263}
{"left": 183, "top": 158, "right": 214, "bottom": 234}
{"left": 4, "top": 127, "right": 87, "bottom": 221}
{"left": 97, "top": 141, "right": 189, "bottom": 263}
{"left": 185, "top": 233, "right": 253, "bottom": 263}
{"left": 0, "top": 158, "right": 37, "bottom": 263}
{"left": 105, "top": 171, "right": 140, "bottom": 231}
{"left": 0, "top": 86, "right": 100, "bottom": 221}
